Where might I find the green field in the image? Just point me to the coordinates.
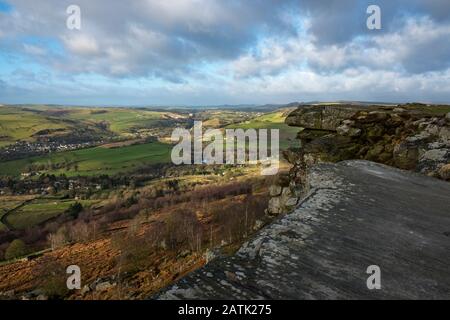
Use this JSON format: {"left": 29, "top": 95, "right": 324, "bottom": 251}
{"left": 0, "top": 106, "right": 298, "bottom": 177}
{"left": 197, "top": 110, "right": 259, "bottom": 128}
{"left": 0, "top": 105, "right": 183, "bottom": 147}
{"left": 65, "top": 108, "right": 177, "bottom": 135}
{"left": 4, "top": 198, "right": 94, "bottom": 230}
{"left": 0, "top": 141, "right": 172, "bottom": 177}
{"left": 0, "top": 197, "right": 35, "bottom": 230}
{"left": 0, "top": 106, "right": 71, "bottom": 147}
{"left": 227, "top": 110, "right": 300, "bottom": 150}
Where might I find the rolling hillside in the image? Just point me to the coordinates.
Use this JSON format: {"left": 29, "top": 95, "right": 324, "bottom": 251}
{"left": 226, "top": 109, "right": 300, "bottom": 150}
{"left": 0, "top": 141, "right": 172, "bottom": 177}
{"left": 0, "top": 106, "right": 72, "bottom": 147}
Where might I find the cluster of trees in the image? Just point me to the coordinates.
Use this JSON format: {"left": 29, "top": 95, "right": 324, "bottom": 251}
{"left": 24, "top": 162, "right": 79, "bottom": 173}
{"left": 112, "top": 191, "right": 269, "bottom": 277}
{"left": 0, "top": 202, "right": 84, "bottom": 262}
{"left": 96, "top": 181, "right": 253, "bottom": 226}
{"left": 1, "top": 239, "right": 28, "bottom": 260}
{"left": 38, "top": 178, "right": 266, "bottom": 262}
{"left": 0, "top": 175, "right": 270, "bottom": 273}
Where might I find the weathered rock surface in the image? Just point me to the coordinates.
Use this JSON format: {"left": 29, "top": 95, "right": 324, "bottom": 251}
{"left": 285, "top": 105, "right": 361, "bottom": 130}
{"left": 155, "top": 161, "right": 450, "bottom": 299}
{"left": 285, "top": 104, "right": 450, "bottom": 181}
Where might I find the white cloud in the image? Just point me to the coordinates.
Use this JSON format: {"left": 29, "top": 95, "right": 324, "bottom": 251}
{"left": 63, "top": 34, "right": 100, "bottom": 55}
{"left": 1, "top": 1, "right": 450, "bottom": 104}
{"left": 22, "top": 44, "right": 47, "bottom": 55}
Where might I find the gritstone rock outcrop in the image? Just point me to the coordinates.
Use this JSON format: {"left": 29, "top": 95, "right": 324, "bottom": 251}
{"left": 156, "top": 161, "right": 450, "bottom": 299}
{"left": 155, "top": 104, "right": 450, "bottom": 300}
{"left": 269, "top": 104, "right": 450, "bottom": 216}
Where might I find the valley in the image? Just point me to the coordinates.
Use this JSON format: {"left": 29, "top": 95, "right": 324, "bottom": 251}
{"left": 0, "top": 104, "right": 296, "bottom": 299}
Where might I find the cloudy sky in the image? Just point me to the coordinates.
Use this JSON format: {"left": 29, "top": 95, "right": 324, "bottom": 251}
{"left": 1, "top": 0, "right": 450, "bottom": 106}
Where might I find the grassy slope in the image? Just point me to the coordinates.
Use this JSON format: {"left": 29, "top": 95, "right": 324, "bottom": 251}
{"left": 0, "top": 106, "right": 70, "bottom": 147}
{"left": 413, "top": 104, "right": 450, "bottom": 115}
{"left": 0, "top": 107, "right": 297, "bottom": 177}
{"left": 0, "top": 106, "right": 176, "bottom": 177}
{"left": 0, "top": 141, "right": 172, "bottom": 177}
{"left": 226, "top": 110, "right": 300, "bottom": 150}
{"left": 4, "top": 198, "right": 95, "bottom": 230}
{"left": 66, "top": 108, "right": 174, "bottom": 135}
{"left": 0, "top": 106, "right": 179, "bottom": 146}
{"left": 198, "top": 110, "right": 258, "bottom": 128}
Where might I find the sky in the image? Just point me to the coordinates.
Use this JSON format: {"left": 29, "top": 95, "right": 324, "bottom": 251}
{"left": 0, "top": 0, "right": 450, "bottom": 106}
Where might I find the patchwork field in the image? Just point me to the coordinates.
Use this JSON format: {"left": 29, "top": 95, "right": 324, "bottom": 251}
{"left": 65, "top": 108, "right": 184, "bottom": 136}
{"left": 0, "top": 104, "right": 296, "bottom": 299}
{"left": 0, "top": 105, "right": 187, "bottom": 148}
{"left": 197, "top": 110, "right": 259, "bottom": 128}
{"left": 0, "top": 106, "right": 298, "bottom": 177}
{"left": 0, "top": 141, "right": 172, "bottom": 177}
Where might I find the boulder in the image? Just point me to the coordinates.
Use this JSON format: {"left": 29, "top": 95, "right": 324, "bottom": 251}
{"left": 267, "top": 197, "right": 282, "bottom": 215}
{"left": 393, "top": 142, "right": 419, "bottom": 170}
{"left": 336, "top": 123, "right": 361, "bottom": 137}
{"left": 285, "top": 105, "right": 449, "bottom": 178}
{"left": 439, "top": 126, "right": 450, "bottom": 143}
{"left": 420, "top": 148, "right": 449, "bottom": 162}
{"left": 269, "top": 185, "right": 282, "bottom": 197}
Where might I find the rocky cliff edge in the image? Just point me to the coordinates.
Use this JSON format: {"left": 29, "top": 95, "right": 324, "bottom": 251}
{"left": 155, "top": 160, "right": 450, "bottom": 299}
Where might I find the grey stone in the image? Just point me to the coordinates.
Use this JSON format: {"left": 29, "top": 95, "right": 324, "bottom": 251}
{"left": 284, "top": 197, "right": 298, "bottom": 207}
{"left": 337, "top": 124, "right": 361, "bottom": 137}
{"left": 155, "top": 161, "right": 450, "bottom": 300}
{"left": 269, "top": 185, "right": 282, "bottom": 197}
{"left": 286, "top": 105, "right": 360, "bottom": 131}
{"left": 253, "top": 220, "right": 264, "bottom": 231}
{"left": 280, "top": 187, "right": 292, "bottom": 198}
{"left": 439, "top": 126, "right": 450, "bottom": 143}
{"left": 405, "top": 132, "right": 431, "bottom": 143}
{"left": 267, "top": 197, "right": 282, "bottom": 215}
{"left": 424, "top": 124, "right": 440, "bottom": 136}
{"left": 420, "top": 148, "right": 448, "bottom": 162}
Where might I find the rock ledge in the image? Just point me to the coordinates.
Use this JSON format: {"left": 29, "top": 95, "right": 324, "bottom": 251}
{"left": 155, "top": 161, "right": 450, "bottom": 300}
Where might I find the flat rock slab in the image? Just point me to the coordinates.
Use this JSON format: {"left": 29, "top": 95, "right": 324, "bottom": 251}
{"left": 156, "top": 161, "right": 450, "bottom": 299}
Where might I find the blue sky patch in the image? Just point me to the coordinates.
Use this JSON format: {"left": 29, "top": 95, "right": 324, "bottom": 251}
{"left": 0, "top": 1, "right": 12, "bottom": 12}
